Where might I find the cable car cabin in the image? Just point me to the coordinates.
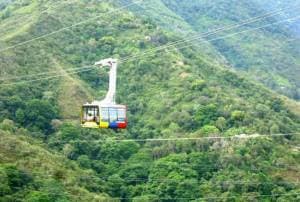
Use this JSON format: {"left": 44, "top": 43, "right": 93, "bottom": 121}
{"left": 81, "top": 103, "right": 127, "bottom": 129}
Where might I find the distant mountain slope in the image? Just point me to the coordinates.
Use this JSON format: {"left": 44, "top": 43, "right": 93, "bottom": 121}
{"left": 254, "top": 0, "right": 300, "bottom": 35}
{"left": 159, "top": 0, "right": 300, "bottom": 99}
{"left": 119, "top": 0, "right": 235, "bottom": 71}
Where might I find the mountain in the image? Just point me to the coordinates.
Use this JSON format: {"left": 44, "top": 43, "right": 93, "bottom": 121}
{"left": 153, "top": 0, "right": 300, "bottom": 100}
{"left": 0, "top": 0, "right": 300, "bottom": 201}
{"left": 121, "top": 0, "right": 300, "bottom": 99}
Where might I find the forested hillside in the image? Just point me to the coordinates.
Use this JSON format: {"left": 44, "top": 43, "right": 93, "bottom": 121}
{"left": 123, "top": 0, "right": 300, "bottom": 99}
{"left": 157, "top": 0, "right": 300, "bottom": 100}
{"left": 0, "top": 0, "right": 300, "bottom": 201}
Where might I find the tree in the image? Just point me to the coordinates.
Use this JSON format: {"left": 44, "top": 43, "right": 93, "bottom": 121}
{"left": 0, "top": 119, "right": 16, "bottom": 132}
{"left": 15, "top": 109, "right": 25, "bottom": 124}
{"left": 270, "top": 124, "right": 280, "bottom": 134}
{"left": 106, "top": 175, "right": 125, "bottom": 197}
{"left": 271, "top": 99, "right": 283, "bottom": 112}
{"left": 58, "top": 123, "right": 80, "bottom": 141}
{"left": 231, "top": 110, "right": 245, "bottom": 121}
{"left": 191, "top": 79, "right": 206, "bottom": 91}
{"left": 200, "top": 125, "right": 219, "bottom": 135}
{"left": 216, "top": 117, "right": 226, "bottom": 132}
{"left": 0, "top": 167, "right": 11, "bottom": 196}
{"left": 99, "top": 142, "right": 140, "bottom": 162}
{"left": 1, "top": 8, "right": 11, "bottom": 20}
{"left": 255, "top": 104, "right": 269, "bottom": 118}
{"left": 195, "top": 104, "right": 219, "bottom": 127}
{"left": 25, "top": 191, "right": 51, "bottom": 202}
{"left": 4, "top": 165, "right": 32, "bottom": 192}
{"left": 23, "top": 99, "right": 59, "bottom": 134}
{"left": 77, "top": 155, "right": 91, "bottom": 169}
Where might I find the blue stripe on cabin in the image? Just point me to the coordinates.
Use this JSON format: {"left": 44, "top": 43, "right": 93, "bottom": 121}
{"left": 109, "top": 122, "right": 118, "bottom": 129}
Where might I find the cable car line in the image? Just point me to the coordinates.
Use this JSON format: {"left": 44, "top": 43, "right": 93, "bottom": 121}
{"left": 77, "top": 159, "right": 300, "bottom": 169}
{"left": 0, "top": 65, "right": 93, "bottom": 81}
{"left": 0, "top": 2, "right": 297, "bottom": 55}
{"left": 0, "top": 2, "right": 296, "bottom": 85}
{"left": 120, "top": 5, "right": 300, "bottom": 62}
{"left": 39, "top": 140, "right": 300, "bottom": 169}
{"left": 121, "top": 15, "right": 300, "bottom": 63}
{"left": 0, "top": 11, "right": 293, "bottom": 81}
{"left": 1, "top": 15, "right": 299, "bottom": 86}
{"left": 57, "top": 133, "right": 299, "bottom": 143}
{"left": 21, "top": 171, "right": 300, "bottom": 200}
{"left": 44, "top": 192, "right": 300, "bottom": 200}
{"left": 97, "top": 179, "right": 300, "bottom": 185}
{"left": 109, "top": 193, "right": 300, "bottom": 200}
{"left": 121, "top": 15, "right": 299, "bottom": 63}
{"left": 0, "top": 1, "right": 61, "bottom": 30}
{"left": 0, "top": 0, "right": 142, "bottom": 53}
{"left": 0, "top": 67, "right": 94, "bottom": 86}
{"left": 26, "top": 171, "right": 300, "bottom": 185}
{"left": 80, "top": 178, "right": 300, "bottom": 185}
{"left": 30, "top": 172, "right": 300, "bottom": 185}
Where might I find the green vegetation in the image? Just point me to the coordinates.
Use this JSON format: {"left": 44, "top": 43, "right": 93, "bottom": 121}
{"left": 0, "top": 127, "right": 110, "bottom": 201}
{"left": 0, "top": 0, "right": 299, "bottom": 201}
{"left": 158, "top": 0, "right": 300, "bottom": 100}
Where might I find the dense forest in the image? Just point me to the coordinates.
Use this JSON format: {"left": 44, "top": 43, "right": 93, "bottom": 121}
{"left": 0, "top": 0, "right": 299, "bottom": 201}
{"left": 123, "top": 0, "right": 300, "bottom": 100}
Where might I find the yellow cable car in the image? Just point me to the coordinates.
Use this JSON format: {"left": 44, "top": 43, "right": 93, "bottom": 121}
{"left": 81, "top": 58, "right": 127, "bottom": 129}
{"left": 81, "top": 103, "right": 127, "bottom": 129}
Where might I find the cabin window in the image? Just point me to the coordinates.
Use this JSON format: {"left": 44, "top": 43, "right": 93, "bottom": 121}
{"left": 83, "top": 106, "right": 99, "bottom": 122}
{"left": 100, "top": 107, "right": 126, "bottom": 123}
{"left": 109, "top": 108, "right": 118, "bottom": 122}
{"left": 101, "top": 107, "right": 109, "bottom": 122}
{"left": 117, "top": 108, "right": 126, "bottom": 121}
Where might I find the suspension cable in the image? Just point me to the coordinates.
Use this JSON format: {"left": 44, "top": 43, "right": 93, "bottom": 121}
{"left": 120, "top": 5, "right": 300, "bottom": 62}
{"left": 0, "top": 0, "right": 142, "bottom": 53}
{"left": 0, "top": 67, "right": 94, "bottom": 86}
{"left": 121, "top": 15, "right": 300, "bottom": 63}
{"left": 56, "top": 133, "right": 300, "bottom": 143}
{"left": 1, "top": 16, "right": 299, "bottom": 86}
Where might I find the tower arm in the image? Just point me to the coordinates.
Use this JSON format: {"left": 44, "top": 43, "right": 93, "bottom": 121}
{"left": 95, "top": 58, "right": 118, "bottom": 104}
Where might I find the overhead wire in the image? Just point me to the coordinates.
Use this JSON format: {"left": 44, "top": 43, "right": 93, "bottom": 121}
{"left": 25, "top": 169, "right": 300, "bottom": 185}
{"left": 1, "top": 10, "right": 300, "bottom": 85}
{"left": 120, "top": 4, "right": 300, "bottom": 62}
{"left": 41, "top": 192, "right": 300, "bottom": 200}
{"left": 37, "top": 139, "right": 300, "bottom": 170}
{"left": 57, "top": 133, "right": 300, "bottom": 143}
{"left": 1, "top": 15, "right": 299, "bottom": 86}
{"left": 1, "top": 1, "right": 294, "bottom": 57}
{"left": 25, "top": 172, "right": 300, "bottom": 201}
{"left": 0, "top": 5, "right": 298, "bottom": 83}
{"left": 96, "top": 162, "right": 300, "bottom": 171}
{"left": 121, "top": 15, "right": 300, "bottom": 63}
{"left": 112, "top": 179, "right": 300, "bottom": 185}
{"left": 22, "top": 0, "right": 70, "bottom": 21}
{"left": 33, "top": 172, "right": 300, "bottom": 185}
{"left": 0, "top": 0, "right": 143, "bottom": 53}
{"left": 0, "top": 1, "right": 58, "bottom": 24}
{"left": 0, "top": 0, "right": 145, "bottom": 83}
{"left": 0, "top": 65, "right": 94, "bottom": 81}
{"left": 0, "top": 67, "right": 94, "bottom": 86}
{"left": 109, "top": 193, "right": 300, "bottom": 200}
{"left": 167, "top": 16, "right": 300, "bottom": 57}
